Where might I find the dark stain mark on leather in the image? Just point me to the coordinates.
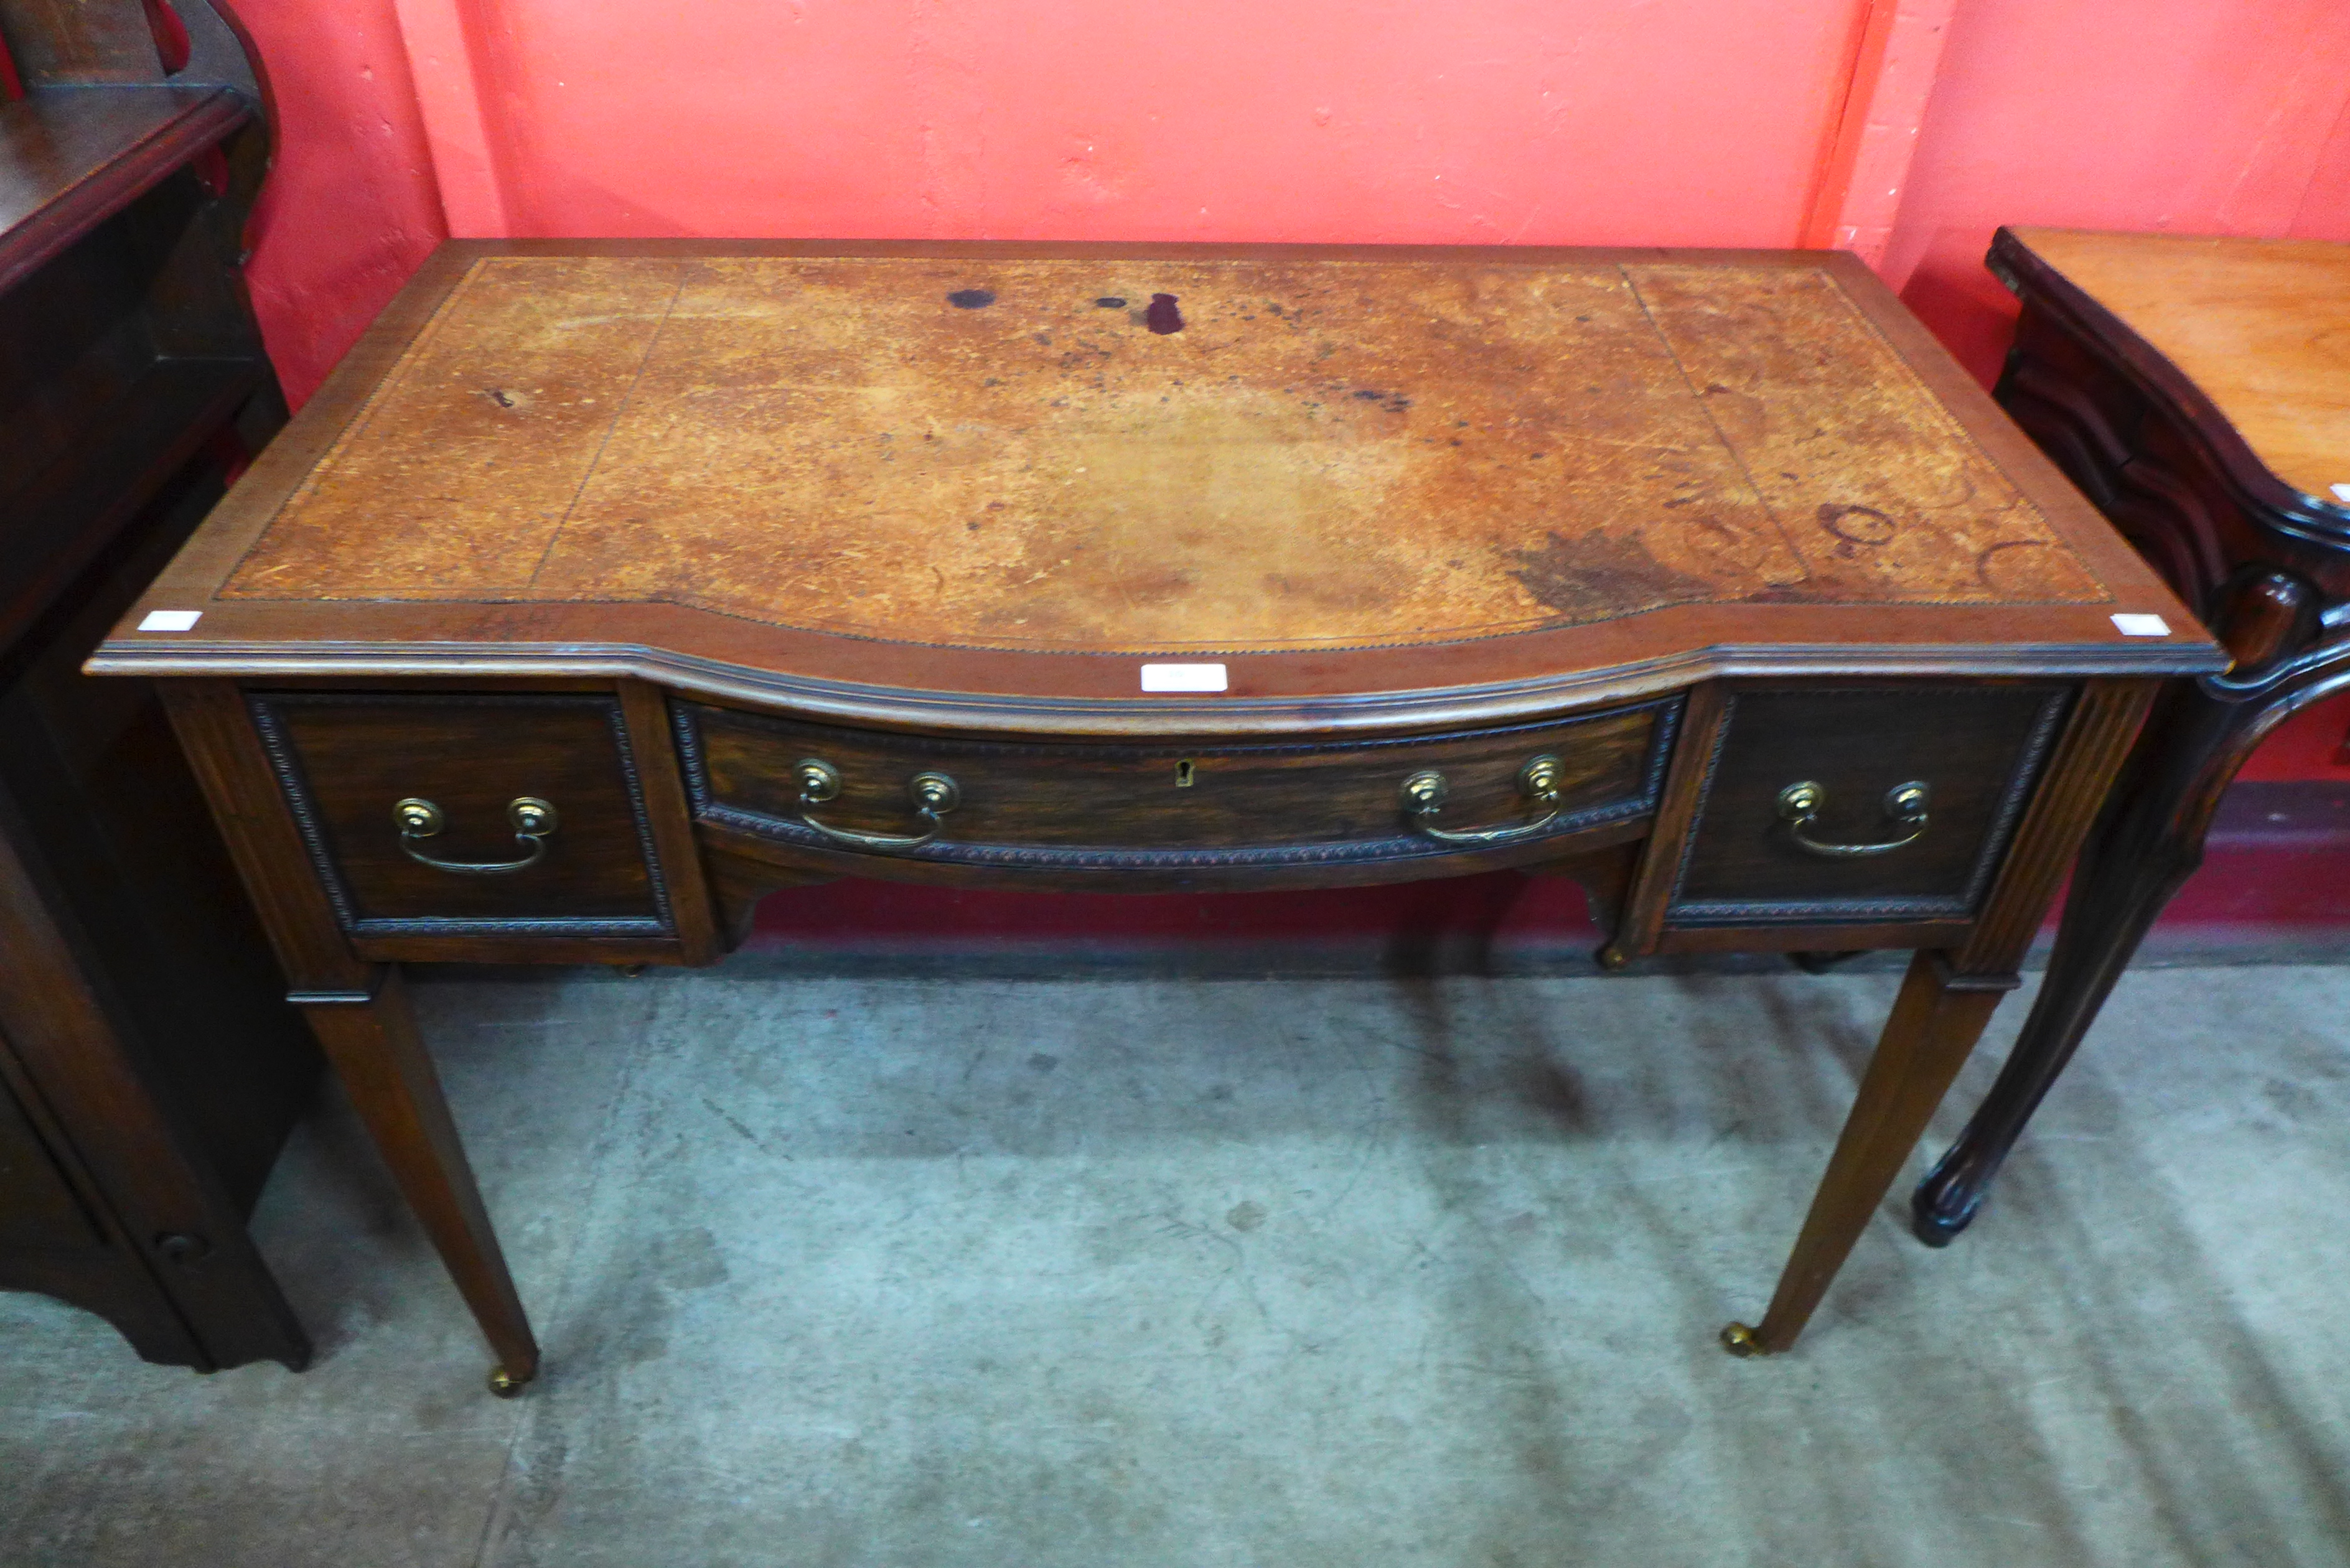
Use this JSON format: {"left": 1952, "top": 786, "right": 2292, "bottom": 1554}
{"left": 1146, "top": 294, "right": 1184, "bottom": 334}
{"left": 1819, "top": 503, "right": 1898, "bottom": 546}
{"left": 1692, "top": 513, "right": 1743, "bottom": 544}
{"left": 947, "top": 289, "right": 997, "bottom": 309}
{"left": 1095, "top": 296, "right": 1127, "bottom": 309}
{"left": 1505, "top": 530, "right": 1710, "bottom": 621}
{"left": 1975, "top": 539, "right": 2054, "bottom": 591}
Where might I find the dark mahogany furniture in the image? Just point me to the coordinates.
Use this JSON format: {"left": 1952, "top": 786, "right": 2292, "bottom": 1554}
{"left": 1914, "top": 227, "right": 2350, "bottom": 1243}
{"left": 90, "top": 241, "right": 2221, "bottom": 1393}
{"left": 0, "top": 0, "right": 317, "bottom": 1370}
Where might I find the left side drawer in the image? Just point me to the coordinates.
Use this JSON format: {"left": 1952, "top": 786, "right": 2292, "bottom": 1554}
{"left": 248, "top": 691, "right": 674, "bottom": 938}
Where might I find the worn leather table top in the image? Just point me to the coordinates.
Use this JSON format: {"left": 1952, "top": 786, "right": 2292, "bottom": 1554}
{"left": 230, "top": 252, "right": 2105, "bottom": 642}
{"left": 98, "top": 242, "right": 2218, "bottom": 730}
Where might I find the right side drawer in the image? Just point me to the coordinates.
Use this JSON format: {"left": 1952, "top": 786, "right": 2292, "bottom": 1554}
{"left": 1662, "top": 683, "right": 2074, "bottom": 930}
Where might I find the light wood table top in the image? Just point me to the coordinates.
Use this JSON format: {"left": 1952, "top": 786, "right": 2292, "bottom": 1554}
{"left": 2010, "top": 228, "right": 2350, "bottom": 510}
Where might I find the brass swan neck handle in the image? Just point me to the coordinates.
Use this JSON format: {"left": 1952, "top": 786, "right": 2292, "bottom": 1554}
{"left": 1775, "top": 780, "right": 1931, "bottom": 859}
{"left": 793, "top": 759, "right": 961, "bottom": 852}
{"left": 395, "top": 796, "right": 558, "bottom": 875}
{"left": 1400, "top": 755, "right": 1566, "bottom": 846}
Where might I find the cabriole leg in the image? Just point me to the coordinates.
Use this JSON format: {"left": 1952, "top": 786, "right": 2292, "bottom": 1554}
{"left": 1908, "top": 752, "right": 2210, "bottom": 1244}
{"left": 1914, "top": 572, "right": 2335, "bottom": 1244}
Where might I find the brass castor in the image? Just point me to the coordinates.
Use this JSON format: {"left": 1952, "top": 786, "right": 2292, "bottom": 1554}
{"left": 1594, "top": 944, "right": 1629, "bottom": 972}
{"left": 1720, "top": 1322, "right": 1771, "bottom": 1357}
{"left": 487, "top": 1364, "right": 533, "bottom": 1398}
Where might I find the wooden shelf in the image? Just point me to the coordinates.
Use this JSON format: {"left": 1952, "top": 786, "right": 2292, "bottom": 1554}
{"left": 0, "top": 83, "right": 246, "bottom": 294}
{"left": 0, "top": 0, "right": 313, "bottom": 1378}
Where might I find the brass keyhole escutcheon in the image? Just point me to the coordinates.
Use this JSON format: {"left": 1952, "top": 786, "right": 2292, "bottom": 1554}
{"left": 1175, "top": 758, "right": 1196, "bottom": 788}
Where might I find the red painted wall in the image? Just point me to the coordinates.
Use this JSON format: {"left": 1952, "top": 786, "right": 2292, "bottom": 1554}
{"left": 235, "top": 0, "right": 2350, "bottom": 433}
{"left": 1883, "top": 0, "right": 2350, "bottom": 385}
{"left": 1879, "top": 0, "right": 2350, "bottom": 785}
{"left": 233, "top": 0, "right": 444, "bottom": 408}
{"left": 234, "top": 0, "right": 1888, "bottom": 398}
{"left": 447, "top": 0, "right": 1861, "bottom": 245}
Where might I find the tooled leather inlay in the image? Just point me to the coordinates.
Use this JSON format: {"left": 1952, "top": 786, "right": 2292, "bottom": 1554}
{"left": 222, "top": 256, "right": 2108, "bottom": 650}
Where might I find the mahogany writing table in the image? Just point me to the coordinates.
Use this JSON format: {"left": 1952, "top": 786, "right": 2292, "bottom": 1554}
{"left": 89, "top": 241, "right": 2222, "bottom": 1394}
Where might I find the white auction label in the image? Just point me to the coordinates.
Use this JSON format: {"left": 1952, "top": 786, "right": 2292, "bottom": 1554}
{"left": 138, "top": 610, "right": 204, "bottom": 632}
{"left": 2110, "top": 613, "right": 2171, "bottom": 637}
{"left": 2332, "top": 482, "right": 2350, "bottom": 505}
{"left": 1140, "top": 663, "right": 1229, "bottom": 693}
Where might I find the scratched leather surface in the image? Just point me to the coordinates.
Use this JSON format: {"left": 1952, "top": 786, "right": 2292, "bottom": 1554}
{"left": 222, "top": 255, "right": 2108, "bottom": 651}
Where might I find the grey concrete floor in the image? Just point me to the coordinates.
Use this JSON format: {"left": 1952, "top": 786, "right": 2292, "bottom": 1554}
{"left": 2, "top": 962, "right": 2348, "bottom": 1567}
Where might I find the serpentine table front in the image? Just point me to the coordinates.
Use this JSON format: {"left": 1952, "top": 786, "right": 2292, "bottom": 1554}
{"left": 90, "top": 241, "right": 2222, "bottom": 1394}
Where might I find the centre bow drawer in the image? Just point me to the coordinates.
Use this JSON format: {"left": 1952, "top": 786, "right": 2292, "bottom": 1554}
{"left": 673, "top": 696, "right": 1682, "bottom": 879}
